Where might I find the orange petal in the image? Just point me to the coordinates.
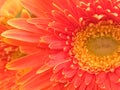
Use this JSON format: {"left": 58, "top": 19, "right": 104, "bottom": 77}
{"left": 19, "top": 46, "right": 40, "bottom": 54}
{"left": 48, "top": 52, "right": 69, "bottom": 66}
{"left": 22, "top": 69, "right": 53, "bottom": 90}
{"left": 28, "top": 18, "right": 50, "bottom": 25}
{"left": 6, "top": 50, "right": 49, "bottom": 70}
{"left": 109, "top": 72, "right": 120, "bottom": 83}
{"left": 21, "top": 0, "right": 54, "bottom": 17}
{"left": 86, "top": 76, "right": 95, "bottom": 90}
{"left": 40, "top": 35, "right": 59, "bottom": 44}
{"left": 53, "top": 60, "right": 71, "bottom": 73}
{"left": 7, "top": 18, "right": 43, "bottom": 33}
{"left": 84, "top": 73, "right": 93, "bottom": 85}
{"left": 49, "top": 41, "right": 67, "bottom": 49}
{"left": 36, "top": 65, "right": 52, "bottom": 74}
{"left": 2, "top": 29, "right": 40, "bottom": 43}
{"left": 79, "top": 73, "right": 87, "bottom": 90}
{"left": 104, "top": 76, "right": 111, "bottom": 90}
{"left": 115, "top": 68, "right": 120, "bottom": 76}
{"left": 17, "top": 68, "right": 38, "bottom": 84}
{"left": 62, "top": 69, "right": 76, "bottom": 78}
{"left": 96, "top": 72, "right": 106, "bottom": 84}
{"left": 73, "top": 74, "right": 83, "bottom": 88}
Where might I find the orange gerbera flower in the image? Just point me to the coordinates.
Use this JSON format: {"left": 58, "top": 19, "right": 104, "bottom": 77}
{"left": 2, "top": 0, "right": 120, "bottom": 90}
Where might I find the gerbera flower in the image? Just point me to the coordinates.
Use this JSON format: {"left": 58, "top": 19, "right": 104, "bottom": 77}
{"left": 2, "top": 0, "right": 120, "bottom": 90}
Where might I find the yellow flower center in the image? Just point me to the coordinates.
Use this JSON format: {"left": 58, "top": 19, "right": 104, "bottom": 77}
{"left": 73, "top": 21, "right": 120, "bottom": 73}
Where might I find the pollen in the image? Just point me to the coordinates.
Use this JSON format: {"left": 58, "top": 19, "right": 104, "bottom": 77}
{"left": 73, "top": 21, "right": 120, "bottom": 73}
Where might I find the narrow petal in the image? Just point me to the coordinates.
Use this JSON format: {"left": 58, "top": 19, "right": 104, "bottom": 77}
{"left": 50, "top": 70, "right": 67, "bottom": 83}
{"left": 48, "top": 52, "right": 69, "bottom": 66}
{"left": 36, "top": 65, "right": 52, "bottom": 74}
{"left": 22, "top": 69, "right": 53, "bottom": 90}
{"left": 96, "top": 72, "right": 106, "bottom": 84}
{"left": 73, "top": 74, "right": 83, "bottom": 88}
{"left": 7, "top": 18, "right": 43, "bottom": 33}
{"left": 2, "top": 29, "right": 40, "bottom": 43}
{"left": 84, "top": 73, "right": 93, "bottom": 85}
{"left": 115, "top": 68, "right": 120, "bottom": 76}
{"left": 21, "top": 0, "right": 54, "bottom": 17}
{"left": 79, "top": 73, "right": 87, "bottom": 90}
{"left": 109, "top": 72, "right": 120, "bottom": 83}
{"left": 104, "top": 76, "right": 111, "bottom": 90}
{"left": 86, "top": 76, "right": 95, "bottom": 90}
{"left": 53, "top": 60, "right": 71, "bottom": 73}
{"left": 19, "top": 46, "right": 40, "bottom": 54}
{"left": 17, "top": 68, "right": 38, "bottom": 84}
{"left": 40, "top": 35, "right": 59, "bottom": 44}
{"left": 28, "top": 18, "right": 50, "bottom": 25}
{"left": 49, "top": 41, "right": 67, "bottom": 50}
{"left": 6, "top": 50, "right": 49, "bottom": 70}
{"left": 64, "top": 69, "right": 76, "bottom": 78}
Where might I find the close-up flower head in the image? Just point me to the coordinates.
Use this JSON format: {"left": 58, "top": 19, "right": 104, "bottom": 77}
{"left": 1, "top": 0, "right": 120, "bottom": 90}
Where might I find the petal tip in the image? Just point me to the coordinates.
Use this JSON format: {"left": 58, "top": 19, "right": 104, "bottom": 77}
{"left": 5, "top": 63, "right": 15, "bottom": 70}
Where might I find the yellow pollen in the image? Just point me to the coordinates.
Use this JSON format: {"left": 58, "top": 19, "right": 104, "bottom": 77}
{"left": 73, "top": 21, "right": 120, "bottom": 73}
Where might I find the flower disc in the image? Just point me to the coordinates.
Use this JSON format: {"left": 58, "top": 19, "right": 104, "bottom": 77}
{"left": 73, "top": 21, "right": 120, "bottom": 73}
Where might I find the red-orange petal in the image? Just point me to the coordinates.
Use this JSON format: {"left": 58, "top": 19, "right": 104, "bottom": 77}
{"left": 2, "top": 29, "right": 40, "bottom": 43}
{"left": 6, "top": 50, "right": 49, "bottom": 70}
{"left": 21, "top": 0, "right": 54, "bottom": 17}
{"left": 7, "top": 18, "right": 43, "bottom": 33}
{"left": 21, "top": 69, "right": 53, "bottom": 90}
{"left": 96, "top": 72, "right": 106, "bottom": 84}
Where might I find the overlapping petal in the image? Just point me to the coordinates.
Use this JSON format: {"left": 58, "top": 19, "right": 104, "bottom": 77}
{"left": 2, "top": 0, "right": 120, "bottom": 90}
{"left": 0, "top": 0, "right": 31, "bottom": 89}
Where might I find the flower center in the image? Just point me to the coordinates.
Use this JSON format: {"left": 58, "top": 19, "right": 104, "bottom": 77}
{"left": 86, "top": 37, "right": 118, "bottom": 56}
{"left": 73, "top": 21, "right": 120, "bottom": 73}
